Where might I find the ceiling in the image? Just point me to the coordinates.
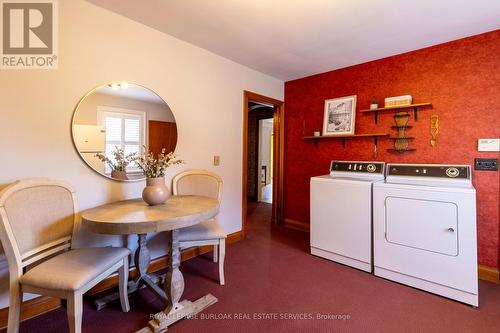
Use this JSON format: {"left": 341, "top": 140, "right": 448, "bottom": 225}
{"left": 96, "top": 83, "right": 165, "bottom": 105}
{"left": 86, "top": 0, "right": 500, "bottom": 81}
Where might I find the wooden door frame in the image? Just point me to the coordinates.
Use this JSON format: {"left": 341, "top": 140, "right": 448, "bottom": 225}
{"left": 242, "top": 91, "right": 285, "bottom": 236}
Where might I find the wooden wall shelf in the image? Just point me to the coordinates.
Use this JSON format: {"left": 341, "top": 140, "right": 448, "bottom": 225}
{"left": 389, "top": 137, "right": 415, "bottom": 140}
{"left": 391, "top": 125, "right": 413, "bottom": 129}
{"left": 304, "top": 133, "right": 389, "bottom": 140}
{"left": 304, "top": 133, "right": 389, "bottom": 157}
{"left": 361, "top": 102, "right": 432, "bottom": 123}
{"left": 387, "top": 148, "right": 417, "bottom": 153}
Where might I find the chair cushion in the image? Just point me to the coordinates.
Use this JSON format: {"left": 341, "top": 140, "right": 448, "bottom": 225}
{"left": 20, "top": 247, "right": 130, "bottom": 291}
{"left": 179, "top": 219, "right": 226, "bottom": 241}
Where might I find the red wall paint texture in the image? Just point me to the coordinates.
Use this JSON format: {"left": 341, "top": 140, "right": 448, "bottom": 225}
{"left": 284, "top": 30, "right": 500, "bottom": 268}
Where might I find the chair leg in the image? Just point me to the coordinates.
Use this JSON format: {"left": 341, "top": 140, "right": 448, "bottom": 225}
{"left": 7, "top": 282, "right": 22, "bottom": 333}
{"left": 218, "top": 238, "right": 225, "bottom": 285}
{"left": 66, "top": 292, "right": 83, "bottom": 333}
{"left": 213, "top": 244, "right": 218, "bottom": 263}
{"left": 118, "top": 256, "right": 130, "bottom": 312}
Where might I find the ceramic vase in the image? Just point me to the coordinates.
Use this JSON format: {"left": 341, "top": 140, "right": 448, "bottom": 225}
{"left": 142, "top": 177, "right": 170, "bottom": 205}
{"left": 111, "top": 170, "right": 128, "bottom": 180}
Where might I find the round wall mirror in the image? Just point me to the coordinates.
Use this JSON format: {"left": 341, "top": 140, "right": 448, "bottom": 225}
{"left": 72, "top": 82, "right": 177, "bottom": 181}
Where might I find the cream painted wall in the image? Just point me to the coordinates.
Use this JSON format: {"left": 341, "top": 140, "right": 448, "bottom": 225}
{"left": 0, "top": 0, "right": 283, "bottom": 308}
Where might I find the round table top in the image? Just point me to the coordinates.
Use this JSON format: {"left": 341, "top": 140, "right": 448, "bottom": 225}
{"left": 81, "top": 195, "right": 219, "bottom": 235}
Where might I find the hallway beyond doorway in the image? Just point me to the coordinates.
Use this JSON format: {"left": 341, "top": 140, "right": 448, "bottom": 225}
{"left": 258, "top": 117, "right": 273, "bottom": 204}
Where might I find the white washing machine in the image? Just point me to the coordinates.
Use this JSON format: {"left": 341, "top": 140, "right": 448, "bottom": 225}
{"left": 310, "top": 161, "right": 385, "bottom": 272}
{"left": 373, "top": 164, "right": 478, "bottom": 306}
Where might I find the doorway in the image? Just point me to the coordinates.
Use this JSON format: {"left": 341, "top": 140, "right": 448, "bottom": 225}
{"left": 242, "top": 91, "right": 284, "bottom": 236}
{"left": 258, "top": 118, "right": 274, "bottom": 204}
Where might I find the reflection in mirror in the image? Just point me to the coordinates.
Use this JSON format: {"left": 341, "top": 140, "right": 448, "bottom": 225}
{"left": 72, "top": 82, "right": 177, "bottom": 181}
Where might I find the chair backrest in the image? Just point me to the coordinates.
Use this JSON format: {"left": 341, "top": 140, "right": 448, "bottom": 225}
{"left": 172, "top": 170, "right": 222, "bottom": 202}
{"left": 0, "top": 178, "right": 79, "bottom": 277}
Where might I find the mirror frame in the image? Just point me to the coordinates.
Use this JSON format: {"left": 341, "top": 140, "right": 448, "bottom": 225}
{"left": 71, "top": 81, "right": 176, "bottom": 182}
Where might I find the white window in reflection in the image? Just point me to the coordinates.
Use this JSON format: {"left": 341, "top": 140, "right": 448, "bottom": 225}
{"left": 98, "top": 106, "right": 145, "bottom": 175}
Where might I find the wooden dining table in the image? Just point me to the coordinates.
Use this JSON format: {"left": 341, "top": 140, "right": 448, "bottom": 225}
{"left": 81, "top": 195, "right": 220, "bottom": 333}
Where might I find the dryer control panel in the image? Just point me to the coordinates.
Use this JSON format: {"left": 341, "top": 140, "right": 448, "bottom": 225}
{"left": 387, "top": 164, "right": 470, "bottom": 179}
{"left": 330, "top": 161, "right": 385, "bottom": 174}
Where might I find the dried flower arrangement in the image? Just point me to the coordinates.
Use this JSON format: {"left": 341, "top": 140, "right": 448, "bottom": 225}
{"left": 134, "top": 147, "right": 184, "bottom": 178}
{"left": 95, "top": 147, "right": 137, "bottom": 172}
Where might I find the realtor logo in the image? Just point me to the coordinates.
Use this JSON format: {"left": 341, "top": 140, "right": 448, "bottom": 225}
{"left": 1, "top": 0, "right": 58, "bottom": 69}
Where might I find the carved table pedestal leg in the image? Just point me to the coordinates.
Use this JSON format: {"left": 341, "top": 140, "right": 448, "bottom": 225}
{"left": 134, "top": 233, "right": 150, "bottom": 280}
{"left": 141, "top": 230, "right": 218, "bottom": 333}
{"left": 164, "top": 229, "right": 184, "bottom": 314}
{"left": 135, "top": 233, "right": 167, "bottom": 299}
{"left": 94, "top": 233, "right": 166, "bottom": 310}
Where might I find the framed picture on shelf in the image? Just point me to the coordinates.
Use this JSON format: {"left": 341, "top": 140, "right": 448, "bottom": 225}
{"left": 322, "top": 95, "right": 356, "bottom": 136}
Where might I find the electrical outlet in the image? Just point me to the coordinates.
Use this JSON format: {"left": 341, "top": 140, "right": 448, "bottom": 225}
{"left": 213, "top": 155, "right": 220, "bottom": 166}
{"left": 474, "top": 158, "right": 498, "bottom": 171}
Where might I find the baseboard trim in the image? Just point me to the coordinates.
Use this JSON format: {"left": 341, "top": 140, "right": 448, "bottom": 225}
{"left": 283, "top": 218, "right": 309, "bottom": 232}
{"left": 478, "top": 265, "right": 499, "bottom": 284}
{"left": 0, "top": 230, "right": 244, "bottom": 329}
{"left": 0, "top": 296, "right": 62, "bottom": 330}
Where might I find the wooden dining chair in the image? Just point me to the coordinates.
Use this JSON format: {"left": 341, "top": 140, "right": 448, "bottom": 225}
{"left": 0, "top": 178, "right": 131, "bottom": 333}
{"left": 172, "top": 170, "right": 226, "bottom": 285}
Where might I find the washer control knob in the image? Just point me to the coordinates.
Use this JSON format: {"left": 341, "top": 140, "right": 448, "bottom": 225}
{"left": 446, "top": 167, "right": 459, "bottom": 178}
{"left": 367, "top": 164, "right": 376, "bottom": 173}
{"left": 447, "top": 228, "right": 455, "bottom": 232}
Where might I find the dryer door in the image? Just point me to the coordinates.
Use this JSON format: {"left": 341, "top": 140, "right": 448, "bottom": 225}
{"left": 385, "top": 197, "right": 458, "bottom": 256}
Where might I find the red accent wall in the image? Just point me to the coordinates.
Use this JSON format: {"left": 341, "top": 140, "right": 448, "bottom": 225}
{"left": 284, "top": 30, "right": 500, "bottom": 268}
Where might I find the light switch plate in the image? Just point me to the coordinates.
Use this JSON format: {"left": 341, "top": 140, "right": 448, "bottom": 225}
{"left": 213, "top": 156, "right": 220, "bottom": 166}
{"left": 478, "top": 138, "right": 500, "bottom": 152}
